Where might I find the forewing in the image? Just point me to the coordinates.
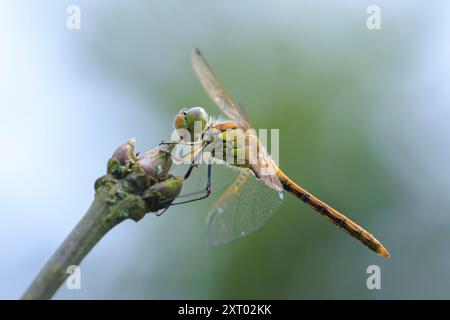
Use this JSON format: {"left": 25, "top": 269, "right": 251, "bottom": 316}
{"left": 191, "top": 48, "right": 249, "bottom": 129}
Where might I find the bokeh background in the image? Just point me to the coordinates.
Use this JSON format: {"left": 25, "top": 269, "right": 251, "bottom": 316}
{"left": 1, "top": 0, "right": 449, "bottom": 299}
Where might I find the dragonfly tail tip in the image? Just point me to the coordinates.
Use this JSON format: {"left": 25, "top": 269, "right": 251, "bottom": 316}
{"left": 377, "top": 246, "right": 390, "bottom": 258}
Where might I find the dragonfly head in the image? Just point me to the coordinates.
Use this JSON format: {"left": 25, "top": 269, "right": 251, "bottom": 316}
{"left": 173, "top": 106, "right": 209, "bottom": 141}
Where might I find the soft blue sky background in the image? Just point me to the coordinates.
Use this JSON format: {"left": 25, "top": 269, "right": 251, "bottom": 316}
{"left": 1, "top": 1, "right": 449, "bottom": 299}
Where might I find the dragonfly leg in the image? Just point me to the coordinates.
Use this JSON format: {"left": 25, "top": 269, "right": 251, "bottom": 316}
{"left": 155, "top": 164, "right": 212, "bottom": 216}
{"left": 170, "top": 164, "right": 212, "bottom": 205}
{"left": 155, "top": 206, "right": 170, "bottom": 217}
{"left": 155, "top": 149, "right": 212, "bottom": 217}
{"left": 159, "top": 140, "right": 178, "bottom": 146}
{"left": 184, "top": 164, "right": 196, "bottom": 180}
{"left": 160, "top": 140, "right": 203, "bottom": 147}
{"left": 169, "top": 140, "right": 207, "bottom": 164}
{"left": 171, "top": 152, "right": 207, "bottom": 198}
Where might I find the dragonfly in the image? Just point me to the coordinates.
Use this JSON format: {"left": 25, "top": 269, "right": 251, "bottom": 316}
{"left": 169, "top": 48, "right": 390, "bottom": 257}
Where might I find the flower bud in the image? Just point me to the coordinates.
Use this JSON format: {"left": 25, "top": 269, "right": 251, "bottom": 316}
{"left": 108, "top": 138, "right": 137, "bottom": 177}
{"left": 142, "top": 175, "right": 183, "bottom": 212}
{"left": 137, "top": 144, "right": 174, "bottom": 180}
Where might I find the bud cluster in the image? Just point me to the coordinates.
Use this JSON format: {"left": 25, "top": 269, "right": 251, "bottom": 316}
{"left": 94, "top": 138, "right": 183, "bottom": 219}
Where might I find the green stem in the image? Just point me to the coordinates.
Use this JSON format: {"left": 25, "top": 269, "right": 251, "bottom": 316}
{"left": 21, "top": 188, "right": 146, "bottom": 300}
{"left": 21, "top": 140, "right": 182, "bottom": 300}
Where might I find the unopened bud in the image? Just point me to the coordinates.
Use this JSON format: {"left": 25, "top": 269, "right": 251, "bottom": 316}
{"left": 111, "top": 138, "right": 136, "bottom": 165}
{"left": 137, "top": 144, "right": 174, "bottom": 180}
{"left": 108, "top": 138, "right": 136, "bottom": 177}
{"left": 142, "top": 175, "right": 183, "bottom": 212}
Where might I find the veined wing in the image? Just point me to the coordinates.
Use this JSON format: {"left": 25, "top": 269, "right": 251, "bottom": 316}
{"left": 245, "top": 128, "right": 284, "bottom": 192}
{"left": 191, "top": 48, "right": 249, "bottom": 128}
{"left": 206, "top": 169, "right": 284, "bottom": 245}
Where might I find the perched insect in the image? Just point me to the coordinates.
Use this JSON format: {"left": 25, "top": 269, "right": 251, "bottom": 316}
{"left": 169, "top": 48, "right": 389, "bottom": 257}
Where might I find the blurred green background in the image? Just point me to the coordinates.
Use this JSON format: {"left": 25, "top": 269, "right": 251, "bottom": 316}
{"left": 1, "top": 1, "right": 449, "bottom": 299}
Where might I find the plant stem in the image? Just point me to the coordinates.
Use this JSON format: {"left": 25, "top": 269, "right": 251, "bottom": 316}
{"left": 21, "top": 189, "right": 141, "bottom": 300}
{"left": 21, "top": 140, "right": 182, "bottom": 300}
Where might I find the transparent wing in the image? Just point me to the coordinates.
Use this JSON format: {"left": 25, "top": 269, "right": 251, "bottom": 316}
{"left": 206, "top": 169, "right": 284, "bottom": 245}
{"left": 191, "top": 48, "right": 250, "bottom": 129}
{"left": 247, "top": 129, "right": 284, "bottom": 192}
